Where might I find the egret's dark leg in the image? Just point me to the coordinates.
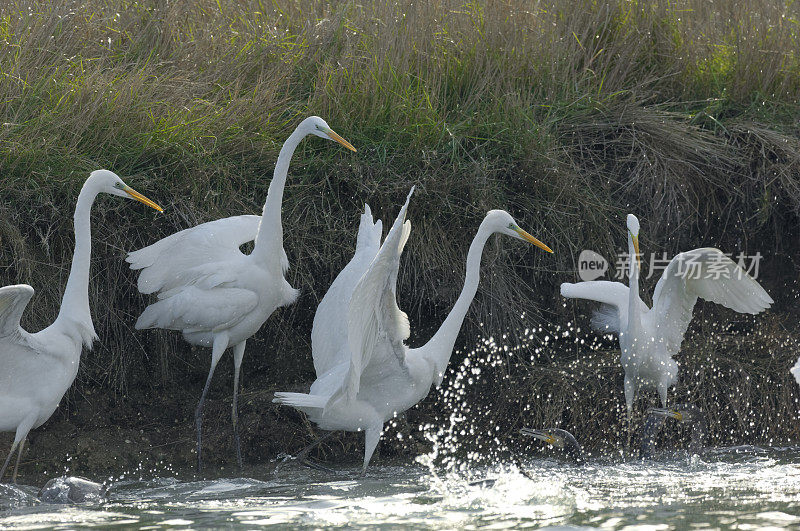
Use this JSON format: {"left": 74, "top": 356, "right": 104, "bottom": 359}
{"left": 624, "top": 377, "right": 636, "bottom": 452}
{"left": 1, "top": 417, "right": 35, "bottom": 483}
{"left": 196, "top": 333, "right": 229, "bottom": 473}
{"left": 11, "top": 439, "right": 25, "bottom": 484}
{"left": 231, "top": 341, "right": 246, "bottom": 470}
{"left": 0, "top": 442, "right": 18, "bottom": 483}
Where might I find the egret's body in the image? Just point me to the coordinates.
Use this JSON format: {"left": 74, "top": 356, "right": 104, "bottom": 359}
{"left": 0, "top": 170, "right": 161, "bottom": 482}
{"left": 561, "top": 214, "right": 773, "bottom": 413}
{"left": 127, "top": 116, "right": 355, "bottom": 470}
{"left": 275, "top": 189, "right": 553, "bottom": 471}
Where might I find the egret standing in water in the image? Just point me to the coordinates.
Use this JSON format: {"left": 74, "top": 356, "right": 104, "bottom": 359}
{"left": 561, "top": 214, "right": 773, "bottom": 415}
{"left": 275, "top": 188, "right": 553, "bottom": 472}
{"left": 127, "top": 117, "right": 356, "bottom": 471}
{"left": 0, "top": 170, "right": 162, "bottom": 483}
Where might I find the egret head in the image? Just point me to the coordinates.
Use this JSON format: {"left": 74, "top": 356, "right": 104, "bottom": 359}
{"left": 487, "top": 210, "right": 553, "bottom": 253}
{"left": 300, "top": 116, "right": 357, "bottom": 152}
{"left": 90, "top": 169, "right": 163, "bottom": 212}
{"left": 626, "top": 213, "right": 641, "bottom": 266}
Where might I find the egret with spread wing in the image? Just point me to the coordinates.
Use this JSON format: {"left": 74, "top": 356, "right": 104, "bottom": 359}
{"left": 127, "top": 117, "right": 356, "bottom": 470}
{"left": 0, "top": 170, "right": 162, "bottom": 483}
{"left": 274, "top": 188, "right": 553, "bottom": 472}
{"left": 561, "top": 214, "right": 773, "bottom": 414}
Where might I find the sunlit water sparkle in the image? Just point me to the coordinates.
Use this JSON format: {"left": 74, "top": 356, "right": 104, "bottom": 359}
{"left": 2, "top": 447, "right": 800, "bottom": 529}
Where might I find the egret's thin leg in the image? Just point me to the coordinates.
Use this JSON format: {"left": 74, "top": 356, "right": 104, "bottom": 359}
{"left": 11, "top": 439, "right": 25, "bottom": 484}
{"left": 1, "top": 417, "right": 35, "bottom": 483}
{"left": 196, "top": 333, "right": 229, "bottom": 473}
{"left": 231, "top": 341, "right": 246, "bottom": 470}
{"left": 624, "top": 377, "right": 635, "bottom": 452}
{"left": 626, "top": 406, "right": 634, "bottom": 451}
{"left": 0, "top": 442, "right": 19, "bottom": 483}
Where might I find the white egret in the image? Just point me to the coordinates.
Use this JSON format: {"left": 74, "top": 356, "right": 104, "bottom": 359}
{"left": 127, "top": 116, "right": 356, "bottom": 470}
{"left": 274, "top": 187, "right": 553, "bottom": 472}
{"left": 561, "top": 214, "right": 773, "bottom": 414}
{"left": 791, "top": 359, "right": 800, "bottom": 386}
{"left": 0, "top": 170, "right": 162, "bottom": 483}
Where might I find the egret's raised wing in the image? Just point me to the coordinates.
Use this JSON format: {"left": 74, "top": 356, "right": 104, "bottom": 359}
{"left": 649, "top": 248, "right": 773, "bottom": 353}
{"left": 127, "top": 215, "right": 276, "bottom": 294}
{"left": 339, "top": 187, "right": 414, "bottom": 403}
{"left": 0, "top": 285, "right": 34, "bottom": 339}
{"left": 561, "top": 281, "right": 630, "bottom": 334}
{"left": 311, "top": 204, "right": 383, "bottom": 377}
{"left": 791, "top": 357, "right": 800, "bottom": 386}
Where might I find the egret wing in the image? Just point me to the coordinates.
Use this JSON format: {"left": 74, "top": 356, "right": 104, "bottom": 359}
{"left": 339, "top": 188, "right": 414, "bottom": 403}
{"left": 127, "top": 215, "right": 283, "bottom": 294}
{"left": 135, "top": 284, "right": 259, "bottom": 333}
{"left": 311, "top": 204, "right": 383, "bottom": 376}
{"left": 649, "top": 248, "right": 773, "bottom": 354}
{"left": 0, "top": 284, "right": 34, "bottom": 339}
{"left": 561, "top": 281, "right": 630, "bottom": 334}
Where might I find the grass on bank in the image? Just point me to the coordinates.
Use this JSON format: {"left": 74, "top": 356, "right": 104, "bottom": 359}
{"left": 1, "top": 0, "right": 800, "bottom": 461}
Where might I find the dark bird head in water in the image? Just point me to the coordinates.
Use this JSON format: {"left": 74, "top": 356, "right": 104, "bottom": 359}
{"left": 520, "top": 428, "right": 586, "bottom": 464}
{"left": 647, "top": 404, "right": 703, "bottom": 424}
{"left": 641, "top": 403, "right": 707, "bottom": 458}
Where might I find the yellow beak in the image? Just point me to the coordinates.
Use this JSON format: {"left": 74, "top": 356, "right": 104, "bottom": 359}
{"left": 514, "top": 227, "right": 554, "bottom": 253}
{"left": 631, "top": 233, "right": 641, "bottom": 269}
{"left": 124, "top": 186, "right": 163, "bottom": 212}
{"left": 326, "top": 128, "right": 357, "bottom": 152}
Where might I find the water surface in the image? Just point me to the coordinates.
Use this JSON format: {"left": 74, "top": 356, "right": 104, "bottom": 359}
{"left": 2, "top": 447, "right": 800, "bottom": 529}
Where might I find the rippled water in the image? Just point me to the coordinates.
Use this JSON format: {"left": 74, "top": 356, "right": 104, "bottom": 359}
{"left": 2, "top": 447, "right": 800, "bottom": 529}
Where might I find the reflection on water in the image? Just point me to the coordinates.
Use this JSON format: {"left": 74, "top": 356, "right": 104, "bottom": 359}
{"left": 2, "top": 447, "right": 800, "bottom": 529}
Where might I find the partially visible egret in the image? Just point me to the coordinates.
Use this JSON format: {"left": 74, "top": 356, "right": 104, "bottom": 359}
{"left": 561, "top": 214, "right": 773, "bottom": 414}
{"left": 791, "top": 359, "right": 800, "bottom": 387}
{"left": 127, "top": 116, "right": 356, "bottom": 471}
{"left": 0, "top": 170, "right": 162, "bottom": 483}
{"left": 274, "top": 187, "right": 553, "bottom": 472}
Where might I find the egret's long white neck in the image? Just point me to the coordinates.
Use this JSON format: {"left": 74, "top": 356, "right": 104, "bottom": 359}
{"left": 54, "top": 178, "right": 100, "bottom": 347}
{"left": 252, "top": 125, "right": 308, "bottom": 267}
{"left": 627, "top": 232, "right": 641, "bottom": 334}
{"left": 412, "top": 219, "right": 493, "bottom": 387}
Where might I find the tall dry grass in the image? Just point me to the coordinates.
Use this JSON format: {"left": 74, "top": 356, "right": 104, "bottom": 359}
{"left": 1, "top": 0, "right": 800, "bottom": 464}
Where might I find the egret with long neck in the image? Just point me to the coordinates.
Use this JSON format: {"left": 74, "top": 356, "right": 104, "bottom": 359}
{"left": 0, "top": 170, "right": 162, "bottom": 482}
{"left": 274, "top": 191, "right": 554, "bottom": 472}
{"left": 127, "top": 116, "right": 356, "bottom": 471}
